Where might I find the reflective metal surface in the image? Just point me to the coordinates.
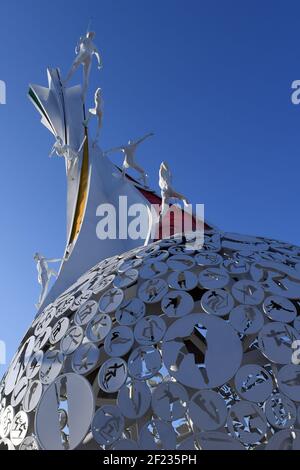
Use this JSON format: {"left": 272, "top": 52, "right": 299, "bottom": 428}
{"left": 2, "top": 230, "right": 300, "bottom": 450}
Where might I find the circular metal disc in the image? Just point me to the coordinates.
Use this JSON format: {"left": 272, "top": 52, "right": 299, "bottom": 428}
{"left": 104, "top": 326, "right": 134, "bottom": 357}
{"left": 50, "top": 317, "right": 70, "bottom": 345}
{"left": 277, "top": 364, "right": 300, "bottom": 402}
{"left": 23, "top": 380, "right": 43, "bottom": 413}
{"left": 115, "top": 298, "right": 146, "bottom": 326}
{"left": 199, "top": 268, "right": 230, "bottom": 289}
{"left": 75, "top": 300, "right": 98, "bottom": 326}
{"left": 71, "top": 343, "right": 100, "bottom": 375}
{"left": 263, "top": 296, "right": 297, "bottom": 323}
{"left": 35, "top": 373, "right": 94, "bottom": 450}
{"left": 91, "top": 405, "right": 124, "bottom": 446}
{"left": 138, "top": 279, "right": 169, "bottom": 304}
{"left": 19, "top": 436, "right": 39, "bottom": 450}
{"left": 113, "top": 269, "right": 139, "bottom": 288}
{"left": 11, "top": 377, "right": 28, "bottom": 407}
{"left": 227, "top": 401, "right": 267, "bottom": 445}
{"left": 151, "top": 381, "right": 189, "bottom": 422}
{"left": 167, "top": 255, "right": 195, "bottom": 272}
{"left": 195, "top": 252, "right": 223, "bottom": 267}
{"left": 265, "top": 392, "right": 297, "bottom": 429}
{"left": 118, "top": 258, "right": 142, "bottom": 273}
{"left": 161, "top": 291, "right": 194, "bottom": 318}
{"left": 234, "top": 364, "right": 273, "bottom": 402}
{"left": 232, "top": 280, "right": 264, "bottom": 305}
{"left": 0, "top": 406, "right": 14, "bottom": 438}
{"left": 229, "top": 305, "right": 264, "bottom": 335}
{"left": 266, "top": 429, "right": 300, "bottom": 450}
{"left": 86, "top": 313, "right": 112, "bottom": 343}
{"left": 39, "top": 350, "right": 64, "bottom": 385}
{"left": 139, "top": 262, "right": 168, "bottom": 280}
{"left": 98, "top": 357, "right": 128, "bottom": 393}
{"left": 98, "top": 288, "right": 124, "bottom": 314}
{"left": 162, "top": 314, "right": 242, "bottom": 389}
{"left": 134, "top": 316, "right": 166, "bottom": 345}
{"left": 139, "top": 419, "right": 177, "bottom": 450}
{"left": 10, "top": 411, "right": 28, "bottom": 446}
{"left": 26, "top": 350, "right": 43, "bottom": 380}
{"left": 117, "top": 380, "right": 151, "bottom": 419}
{"left": 128, "top": 346, "right": 162, "bottom": 380}
{"left": 258, "top": 322, "right": 300, "bottom": 364}
{"left": 201, "top": 289, "right": 235, "bottom": 317}
{"left": 60, "top": 326, "right": 84, "bottom": 355}
{"left": 168, "top": 271, "right": 198, "bottom": 291}
{"left": 189, "top": 390, "right": 228, "bottom": 431}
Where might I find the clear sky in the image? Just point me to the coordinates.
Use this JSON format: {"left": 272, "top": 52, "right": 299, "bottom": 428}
{"left": 1, "top": 0, "right": 300, "bottom": 376}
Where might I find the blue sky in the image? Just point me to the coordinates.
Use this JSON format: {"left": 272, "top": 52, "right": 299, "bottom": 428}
{"left": 1, "top": 0, "right": 300, "bottom": 375}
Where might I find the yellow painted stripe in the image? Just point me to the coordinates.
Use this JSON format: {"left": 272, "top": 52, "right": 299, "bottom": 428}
{"left": 69, "top": 129, "right": 90, "bottom": 245}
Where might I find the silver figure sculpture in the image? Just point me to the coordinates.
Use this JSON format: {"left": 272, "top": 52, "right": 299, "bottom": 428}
{"left": 34, "top": 253, "right": 64, "bottom": 309}
{"left": 64, "top": 31, "right": 102, "bottom": 100}
{"left": 159, "top": 161, "right": 189, "bottom": 215}
{"left": 105, "top": 133, "right": 154, "bottom": 186}
{"left": 49, "top": 136, "right": 86, "bottom": 170}
{"left": 84, "top": 88, "right": 103, "bottom": 142}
